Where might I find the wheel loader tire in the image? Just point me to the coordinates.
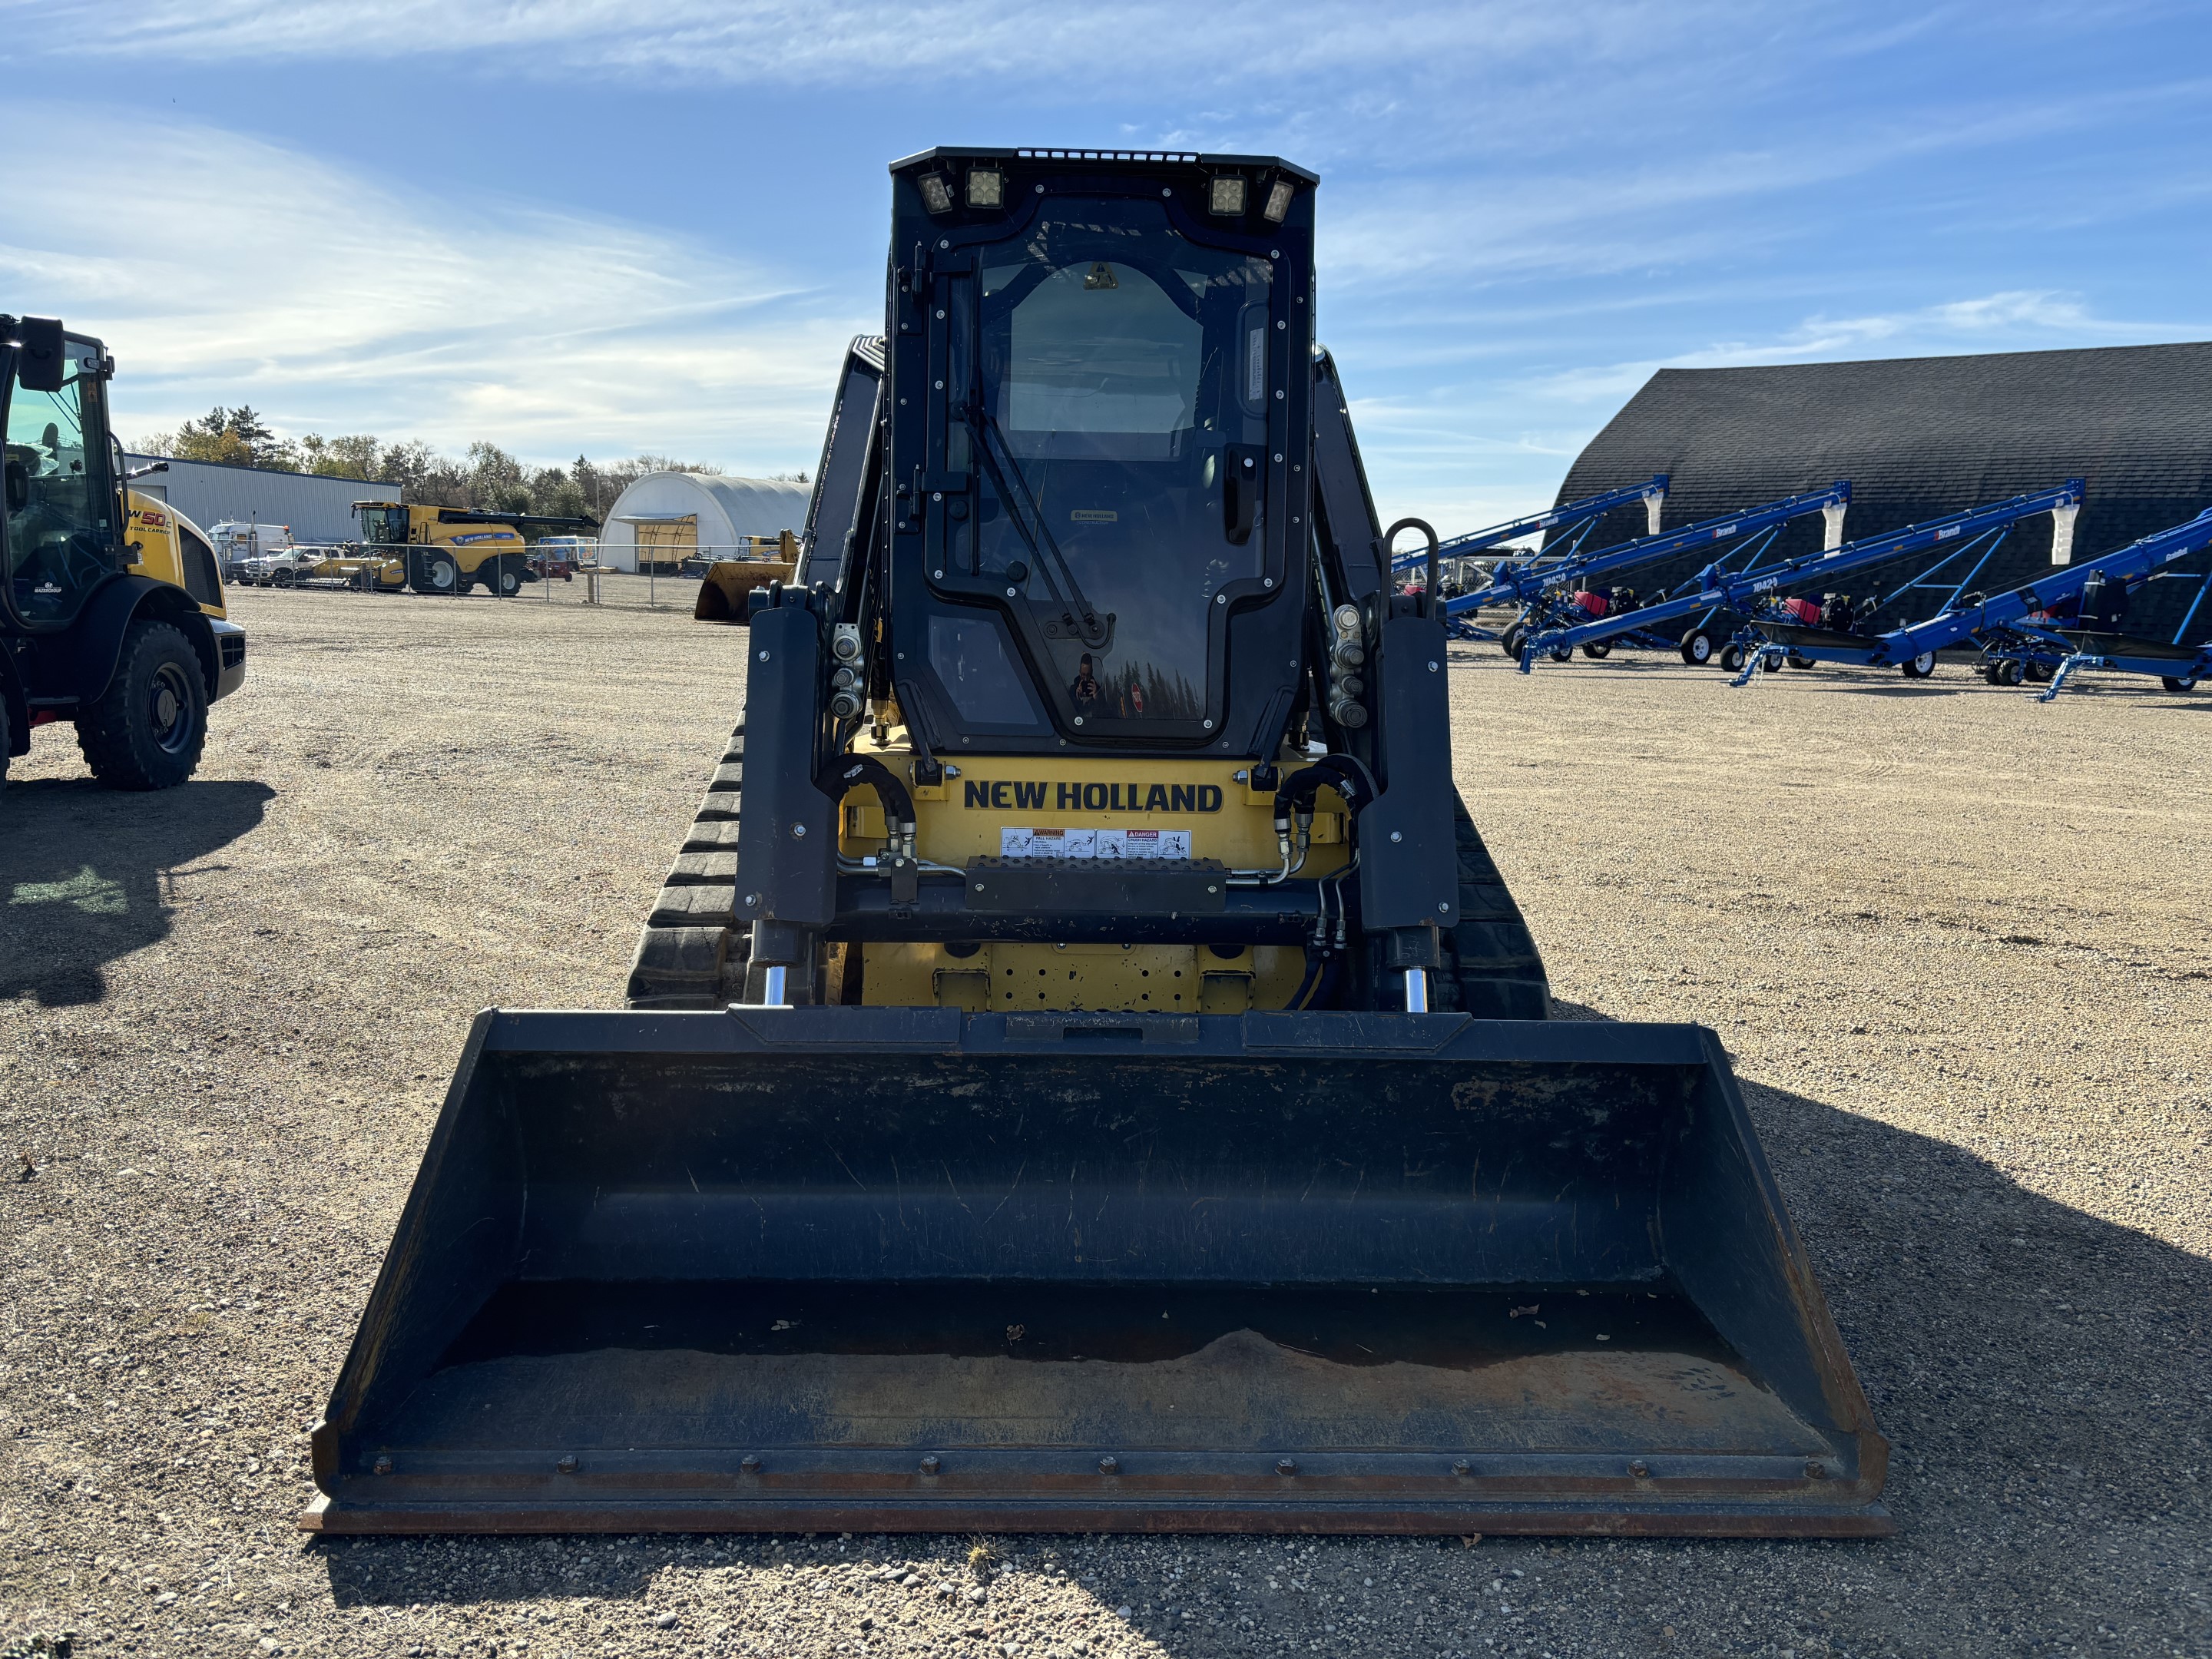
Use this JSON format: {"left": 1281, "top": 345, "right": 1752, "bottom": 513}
{"left": 410, "top": 551, "right": 461, "bottom": 595}
{"left": 1580, "top": 641, "right": 1611, "bottom": 660}
{"left": 1680, "top": 628, "right": 1715, "bottom": 666}
{"left": 75, "top": 618, "right": 207, "bottom": 790}
{"left": 2163, "top": 674, "right": 2198, "bottom": 693}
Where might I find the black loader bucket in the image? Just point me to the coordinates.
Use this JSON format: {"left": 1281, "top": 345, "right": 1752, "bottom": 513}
{"left": 303, "top": 1008, "right": 1889, "bottom": 1537}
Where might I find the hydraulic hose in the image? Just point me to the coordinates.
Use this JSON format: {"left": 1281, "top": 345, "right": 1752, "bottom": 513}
{"left": 1259, "top": 754, "right": 1378, "bottom": 906}
{"left": 1275, "top": 753, "right": 1379, "bottom": 821}
{"left": 816, "top": 756, "right": 918, "bottom": 862}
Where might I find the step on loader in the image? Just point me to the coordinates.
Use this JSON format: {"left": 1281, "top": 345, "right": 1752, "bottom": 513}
{"left": 305, "top": 149, "right": 1889, "bottom": 1538}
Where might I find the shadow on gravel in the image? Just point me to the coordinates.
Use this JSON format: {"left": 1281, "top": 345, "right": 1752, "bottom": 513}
{"left": 306, "top": 1003, "right": 2208, "bottom": 1657}
{"left": 0, "top": 777, "right": 273, "bottom": 1005}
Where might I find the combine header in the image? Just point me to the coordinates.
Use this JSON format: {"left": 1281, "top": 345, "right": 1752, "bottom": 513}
{"left": 306, "top": 148, "right": 1889, "bottom": 1539}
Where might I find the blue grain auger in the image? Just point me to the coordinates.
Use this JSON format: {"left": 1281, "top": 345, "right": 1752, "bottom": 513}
{"left": 1389, "top": 474, "right": 1669, "bottom": 634}
{"left": 1518, "top": 482, "right": 2086, "bottom": 674}
{"left": 1458, "top": 483, "right": 1851, "bottom": 664}
{"left": 1957, "top": 507, "right": 2212, "bottom": 699}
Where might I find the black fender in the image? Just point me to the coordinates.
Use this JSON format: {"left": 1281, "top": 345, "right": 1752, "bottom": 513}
{"left": 66, "top": 575, "right": 223, "bottom": 704}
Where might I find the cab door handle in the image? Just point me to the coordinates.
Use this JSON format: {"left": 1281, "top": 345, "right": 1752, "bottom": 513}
{"left": 1224, "top": 446, "right": 1263, "bottom": 545}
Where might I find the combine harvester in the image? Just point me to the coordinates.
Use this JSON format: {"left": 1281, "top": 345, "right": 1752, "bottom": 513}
{"left": 1449, "top": 483, "right": 1851, "bottom": 664}
{"left": 1520, "top": 482, "right": 2085, "bottom": 676}
{"left": 306, "top": 149, "right": 1890, "bottom": 1539}
{"left": 1727, "top": 505, "right": 2212, "bottom": 693}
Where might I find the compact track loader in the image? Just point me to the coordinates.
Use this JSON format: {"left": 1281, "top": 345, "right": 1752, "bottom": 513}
{"left": 307, "top": 150, "right": 1888, "bottom": 1538}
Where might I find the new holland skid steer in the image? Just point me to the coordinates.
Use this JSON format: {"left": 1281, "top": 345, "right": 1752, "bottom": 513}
{"left": 307, "top": 150, "right": 1889, "bottom": 1538}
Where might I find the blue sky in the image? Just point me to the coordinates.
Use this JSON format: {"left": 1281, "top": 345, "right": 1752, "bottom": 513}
{"left": 3, "top": 1, "right": 2207, "bottom": 530}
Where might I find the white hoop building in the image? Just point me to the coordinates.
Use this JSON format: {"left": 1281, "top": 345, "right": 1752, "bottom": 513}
{"left": 599, "top": 472, "right": 812, "bottom": 572}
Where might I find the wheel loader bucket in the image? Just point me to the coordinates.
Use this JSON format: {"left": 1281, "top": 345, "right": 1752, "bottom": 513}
{"left": 303, "top": 1008, "right": 1889, "bottom": 1537}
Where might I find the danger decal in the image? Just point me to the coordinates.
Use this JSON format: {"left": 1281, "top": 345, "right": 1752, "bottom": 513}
{"left": 1001, "top": 827, "right": 1192, "bottom": 859}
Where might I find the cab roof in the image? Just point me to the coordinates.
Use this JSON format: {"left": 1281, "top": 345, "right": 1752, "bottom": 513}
{"left": 890, "top": 147, "right": 1317, "bottom": 186}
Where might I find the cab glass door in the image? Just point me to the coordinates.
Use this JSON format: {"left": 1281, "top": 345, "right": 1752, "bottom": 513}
{"left": 5, "top": 346, "right": 114, "bottom": 625}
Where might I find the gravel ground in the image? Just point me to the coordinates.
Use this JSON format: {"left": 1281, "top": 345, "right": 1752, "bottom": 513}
{"left": 2, "top": 586, "right": 2207, "bottom": 1659}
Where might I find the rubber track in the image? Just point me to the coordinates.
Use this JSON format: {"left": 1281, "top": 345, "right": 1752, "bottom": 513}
{"left": 624, "top": 724, "right": 747, "bottom": 1008}
{"left": 1437, "top": 789, "right": 1553, "bottom": 1020}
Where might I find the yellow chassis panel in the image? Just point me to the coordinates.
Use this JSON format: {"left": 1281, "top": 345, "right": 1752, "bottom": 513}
{"left": 836, "top": 737, "right": 1334, "bottom": 1012}
{"left": 836, "top": 734, "right": 1347, "bottom": 872}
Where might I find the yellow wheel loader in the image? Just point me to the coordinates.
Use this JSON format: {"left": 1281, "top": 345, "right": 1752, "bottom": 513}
{"left": 336, "top": 502, "right": 598, "bottom": 597}
{"left": 306, "top": 151, "right": 1888, "bottom": 1538}
{"left": 3, "top": 316, "right": 246, "bottom": 790}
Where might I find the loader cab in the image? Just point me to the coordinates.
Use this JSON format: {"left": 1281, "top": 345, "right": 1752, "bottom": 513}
{"left": 885, "top": 150, "right": 1318, "bottom": 757}
{"left": 3, "top": 322, "right": 124, "bottom": 632}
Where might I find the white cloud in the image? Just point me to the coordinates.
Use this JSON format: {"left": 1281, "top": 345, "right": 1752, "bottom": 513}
{"left": 1505, "top": 289, "right": 2202, "bottom": 409}
{"left": 1680, "top": 289, "right": 2166, "bottom": 363}
{"left": 0, "top": 101, "right": 865, "bottom": 467}
{"left": 34, "top": 0, "right": 1720, "bottom": 91}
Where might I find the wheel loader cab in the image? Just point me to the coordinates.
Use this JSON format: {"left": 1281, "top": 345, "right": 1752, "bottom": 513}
{"left": 4, "top": 329, "right": 119, "bottom": 628}
{"left": 2, "top": 315, "right": 246, "bottom": 789}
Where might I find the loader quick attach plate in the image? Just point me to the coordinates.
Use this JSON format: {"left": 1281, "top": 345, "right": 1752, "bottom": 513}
{"left": 303, "top": 1008, "right": 1890, "bottom": 1538}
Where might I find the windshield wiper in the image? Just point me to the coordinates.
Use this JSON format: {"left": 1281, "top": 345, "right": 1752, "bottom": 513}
{"left": 963, "top": 402, "right": 1113, "bottom": 651}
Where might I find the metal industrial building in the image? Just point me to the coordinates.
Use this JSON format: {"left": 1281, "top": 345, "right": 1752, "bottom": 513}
{"left": 122, "top": 454, "right": 378, "bottom": 545}
{"left": 1548, "top": 341, "right": 2212, "bottom": 635}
